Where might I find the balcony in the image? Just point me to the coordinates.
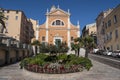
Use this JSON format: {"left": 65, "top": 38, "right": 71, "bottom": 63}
{"left": 0, "top": 33, "right": 32, "bottom": 49}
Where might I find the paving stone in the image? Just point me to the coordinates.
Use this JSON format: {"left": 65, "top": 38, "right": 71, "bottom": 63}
{"left": 0, "top": 59, "right": 120, "bottom": 80}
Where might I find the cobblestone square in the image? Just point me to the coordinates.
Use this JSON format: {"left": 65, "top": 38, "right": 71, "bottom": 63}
{"left": 0, "top": 59, "right": 120, "bottom": 80}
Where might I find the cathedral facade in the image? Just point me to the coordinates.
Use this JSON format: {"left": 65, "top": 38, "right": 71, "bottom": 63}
{"left": 37, "top": 6, "right": 80, "bottom": 48}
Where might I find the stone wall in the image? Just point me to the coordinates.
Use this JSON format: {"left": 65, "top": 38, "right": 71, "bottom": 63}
{"left": 0, "top": 47, "right": 32, "bottom": 66}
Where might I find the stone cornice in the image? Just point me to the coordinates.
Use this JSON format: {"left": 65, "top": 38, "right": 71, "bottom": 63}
{"left": 39, "top": 28, "right": 78, "bottom": 30}
{"left": 46, "top": 8, "right": 70, "bottom": 16}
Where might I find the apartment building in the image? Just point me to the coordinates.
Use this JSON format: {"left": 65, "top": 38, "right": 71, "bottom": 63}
{"left": 96, "top": 9, "right": 113, "bottom": 50}
{"left": 27, "top": 19, "right": 34, "bottom": 44}
{"left": 38, "top": 5, "right": 80, "bottom": 48}
{"left": 0, "top": 8, "right": 34, "bottom": 44}
{"left": 30, "top": 19, "right": 38, "bottom": 42}
{"left": 103, "top": 5, "right": 120, "bottom": 51}
{"left": 82, "top": 23, "right": 97, "bottom": 44}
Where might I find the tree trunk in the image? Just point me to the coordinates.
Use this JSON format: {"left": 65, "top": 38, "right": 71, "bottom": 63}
{"left": 85, "top": 48, "right": 88, "bottom": 58}
{"left": 77, "top": 48, "right": 80, "bottom": 57}
{"left": 35, "top": 46, "right": 37, "bottom": 55}
{"left": 75, "top": 50, "right": 78, "bottom": 56}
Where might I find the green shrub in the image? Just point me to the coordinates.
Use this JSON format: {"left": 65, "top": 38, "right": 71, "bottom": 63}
{"left": 39, "top": 42, "right": 69, "bottom": 54}
{"left": 29, "top": 58, "right": 47, "bottom": 66}
{"left": 39, "top": 44, "right": 50, "bottom": 53}
{"left": 21, "top": 53, "right": 93, "bottom": 73}
{"left": 76, "top": 57, "right": 93, "bottom": 70}
{"left": 58, "top": 54, "right": 67, "bottom": 63}
{"left": 45, "top": 55, "right": 58, "bottom": 62}
{"left": 67, "top": 54, "right": 77, "bottom": 61}
{"left": 20, "top": 58, "right": 32, "bottom": 67}
{"left": 84, "top": 58, "right": 93, "bottom": 70}
{"left": 35, "top": 53, "right": 48, "bottom": 60}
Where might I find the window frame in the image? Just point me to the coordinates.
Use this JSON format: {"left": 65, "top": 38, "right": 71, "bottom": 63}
{"left": 15, "top": 16, "right": 18, "bottom": 20}
{"left": 42, "top": 36, "right": 45, "bottom": 41}
{"left": 114, "top": 15, "right": 117, "bottom": 23}
{"left": 117, "top": 44, "right": 119, "bottom": 50}
{"left": 110, "top": 32, "right": 112, "bottom": 40}
{"left": 51, "top": 19, "right": 64, "bottom": 26}
{"left": 71, "top": 36, "right": 74, "bottom": 41}
{"left": 115, "top": 29, "right": 118, "bottom": 39}
{"left": 108, "top": 20, "right": 111, "bottom": 27}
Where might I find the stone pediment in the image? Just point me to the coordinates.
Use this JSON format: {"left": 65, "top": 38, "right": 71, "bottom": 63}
{"left": 47, "top": 9, "right": 70, "bottom": 16}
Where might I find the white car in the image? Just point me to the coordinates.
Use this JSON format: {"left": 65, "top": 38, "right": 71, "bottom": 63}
{"left": 93, "top": 49, "right": 99, "bottom": 53}
{"left": 106, "top": 51, "right": 112, "bottom": 56}
{"left": 111, "top": 50, "right": 120, "bottom": 57}
{"left": 118, "top": 53, "right": 120, "bottom": 57}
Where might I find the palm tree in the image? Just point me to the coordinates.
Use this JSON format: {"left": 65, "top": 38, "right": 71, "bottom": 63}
{"left": 82, "top": 36, "right": 94, "bottom": 58}
{"left": 71, "top": 37, "right": 83, "bottom": 56}
{"left": 31, "top": 40, "right": 40, "bottom": 45}
{"left": 0, "top": 10, "right": 6, "bottom": 32}
{"left": 71, "top": 43, "right": 78, "bottom": 55}
{"left": 31, "top": 40, "right": 41, "bottom": 55}
{"left": 72, "top": 36, "right": 95, "bottom": 57}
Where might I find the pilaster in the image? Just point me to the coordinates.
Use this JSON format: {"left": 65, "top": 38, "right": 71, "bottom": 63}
{"left": 36, "top": 21, "right": 39, "bottom": 40}
{"left": 77, "top": 21, "right": 80, "bottom": 37}
{"left": 46, "top": 16, "right": 48, "bottom": 43}
{"left": 67, "top": 17, "right": 71, "bottom": 48}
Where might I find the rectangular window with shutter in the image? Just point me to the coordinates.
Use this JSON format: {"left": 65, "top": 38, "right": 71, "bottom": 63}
{"left": 114, "top": 15, "right": 117, "bottom": 23}
{"left": 15, "top": 16, "right": 18, "bottom": 20}
{"left": 42, "top": 36, "right": 45, "bottom": 41}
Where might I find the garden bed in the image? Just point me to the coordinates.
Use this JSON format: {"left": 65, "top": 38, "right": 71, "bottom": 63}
{"left": 20, "top": 54, "right": 92, "bottom": 74}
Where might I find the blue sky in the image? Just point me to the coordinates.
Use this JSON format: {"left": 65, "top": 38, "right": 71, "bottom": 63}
{"left": 0, "top": 0, "right": 120, "bottom": 31}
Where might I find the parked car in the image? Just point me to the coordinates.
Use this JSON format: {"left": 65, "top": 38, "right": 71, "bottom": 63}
{"left": 115, "top": 50, "right": 120, "bottom": 58}
{"left": 106, "top": 51, "right": 113, "bottom": 56}
{"left": 96, "top": 50, "right": 104, "bottom": 55}
{"left": 111, "top": 50, "right": 120, "bottom": 57}
{"left": 93, "top": 49, "right": 99, "bottom": 54}
{"left": 103, "top": 51, "right": 108, "bottom": 55}
{"left": 118, "top": 52, "right": 120, "bottom": 58}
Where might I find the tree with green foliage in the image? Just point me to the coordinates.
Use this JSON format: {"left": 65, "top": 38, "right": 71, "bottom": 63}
{"left": 58, "top": 42, "right": 69, "bottom": 54}
{"left": 82, "top": 36, "right": 95, "bottom": 58}
{"left": 72, "top": 36, "right": 95, "bottom": 58}
{"left": 71, "top": 37, "right": 83, "bottom": 56}
{"left": 31, "top": 40, "right": 41, "bottom": 55}
{"left": 71, "top": 43, "right": 79, "bottom": 55}
{"left": 49, "top": 44, "right": 58, "bottom": 54}
{"left": 31, "top": 40, "right": 40, "bottom": 46}
{"left": 37, "top": 41, "right": 69, "bottom": 55}
{"left": 39, "top": 43, "right": 50, "bottom": 53}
